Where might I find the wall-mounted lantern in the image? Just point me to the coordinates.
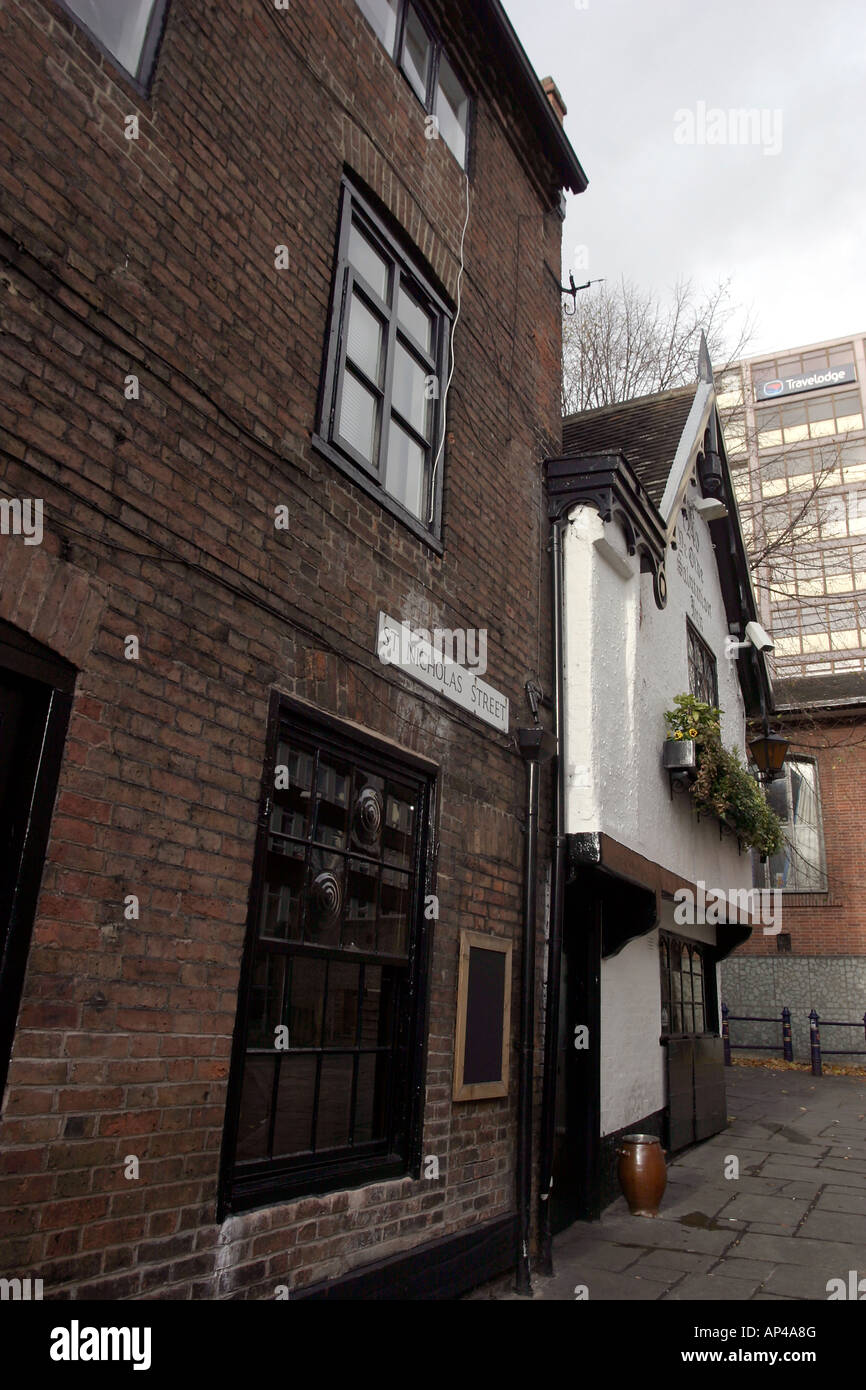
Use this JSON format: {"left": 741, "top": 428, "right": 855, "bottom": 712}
{"left": 748, "top": 730, "right": 789, "bottom": 784}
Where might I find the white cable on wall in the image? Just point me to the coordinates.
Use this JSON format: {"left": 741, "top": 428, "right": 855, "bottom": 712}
{"left": 428, "top": 170, "right": 471, "bottom": 523}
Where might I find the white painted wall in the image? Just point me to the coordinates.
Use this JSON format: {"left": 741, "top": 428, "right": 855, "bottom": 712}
{"left": 561, "top": 496, "right": 752, "bottom": 895}
{"left": 600, "top": 929, "right": 665, "bottom": 1134}
{"left": 600, "top": 904, "right": 724, "bottom": 1136}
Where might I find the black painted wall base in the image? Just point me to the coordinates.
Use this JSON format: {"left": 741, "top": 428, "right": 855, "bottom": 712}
{"left": 293, "top": 1214, "right": 517, "bottom": 1300}
{"left": 597, "top": 1109, "right": 666, "bottom": 1215}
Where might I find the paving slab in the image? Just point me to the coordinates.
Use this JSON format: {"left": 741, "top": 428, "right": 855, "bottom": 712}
{"left": 761, "top": 1262, "right": 847, "bottom": 1300}
{"left": 820, "top": 1156, "right": 866, "bottom": 1173}
{"left": 716, "top": 1193, "right": 810, "bottom": 1230}
{"left": 706, "top": 1256, "right": 777, "bottom": 1281}
{"left": 629, "top": 1248, "right": 718, "bottom": 1276}
{"left": 662, "top": 1273, "right": 762, "bottom": 1301}
{"left": 810, "top": 1167, "right": 866, "bottom": 1189}
{"left": 724, "top": 1232, "right": 852, "bottom": 1269}
{"left": 760, "top": 1160, "right": 824, "bottom": 1181}
{"left": 551, "top": 1240, "right": 643, "bottom": 1273}
{"left": 775, "top": 1179, "right": 826, "bottom": 1199}
{"left": 795, "top": 1209, "right": 866, "bottom": 1244}
{"left": 815, "top": 1189, "right": 866, "bottom": 1216}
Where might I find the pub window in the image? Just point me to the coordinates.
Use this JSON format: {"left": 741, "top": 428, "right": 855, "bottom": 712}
{"left": 220, "top": 698, "right": 435, "bottom": 1212}
{"left": 56, "top": 0, "right": 169, "bottom": 89}
{"left": 659, "top": 934, "right": 715, "bottom": 1038}
{"left": 315, "top": 180, "right": 450, "bottom": 539}
{"left": 354, "top": 0, "right": 471, "bottom": 168}
{"left": 686, "top": 620, "right": 718, "bottom": 708}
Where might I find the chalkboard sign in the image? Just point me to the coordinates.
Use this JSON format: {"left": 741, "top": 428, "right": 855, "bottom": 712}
{"left": 452, "top": 930, "right": 512, "bottom": 1101}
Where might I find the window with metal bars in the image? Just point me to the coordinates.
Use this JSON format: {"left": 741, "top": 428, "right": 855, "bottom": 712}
{"left": 686, "top": 620, "right": 719, "bottom": 708}
{"left": 314, "top": 179, "right": 451, "bottom": 543}
{"left": 220, "top": 696, "right": 435, "bottom": 1212}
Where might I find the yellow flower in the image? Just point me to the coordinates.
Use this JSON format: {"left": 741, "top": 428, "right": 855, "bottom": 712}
{"left": 688, "top": 728, "right": 698, "bottom": 738}
{"left": 675, "top": 731, "right": 684, "bottom": 740}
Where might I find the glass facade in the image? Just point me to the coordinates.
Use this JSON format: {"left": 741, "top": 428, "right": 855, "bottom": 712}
{"left": 720, "top": 336, "right": 866, "bottom": 676}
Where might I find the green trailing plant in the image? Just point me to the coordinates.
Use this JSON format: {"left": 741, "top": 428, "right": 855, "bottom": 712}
{"left": 663, "top": 694, "right": 784, "bottom": 857}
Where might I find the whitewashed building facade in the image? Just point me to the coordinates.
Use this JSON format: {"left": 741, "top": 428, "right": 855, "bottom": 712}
{"left": 541, "top": 343, "right": 775, "bottom": 1230}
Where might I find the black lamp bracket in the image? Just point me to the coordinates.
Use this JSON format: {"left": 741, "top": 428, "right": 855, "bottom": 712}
{"left": 561, "top": 274, "right": 605, "bottom": 316}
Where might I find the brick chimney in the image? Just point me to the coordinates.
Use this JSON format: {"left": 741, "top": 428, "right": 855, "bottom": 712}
{"left": 541, "top": 77, "right": 567, "bottom": 126}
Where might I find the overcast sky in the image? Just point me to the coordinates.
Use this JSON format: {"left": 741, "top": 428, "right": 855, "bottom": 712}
{"left": 503, "top": 0, "right": 866, "bottom": 360}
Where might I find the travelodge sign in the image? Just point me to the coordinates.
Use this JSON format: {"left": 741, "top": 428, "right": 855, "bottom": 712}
{"left": 756, "top": 363, "right": 857, "bottom": 402}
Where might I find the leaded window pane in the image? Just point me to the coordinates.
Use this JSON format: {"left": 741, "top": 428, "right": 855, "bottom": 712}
{"left": 687, "top": 621, "right": 718, "bottom": 708}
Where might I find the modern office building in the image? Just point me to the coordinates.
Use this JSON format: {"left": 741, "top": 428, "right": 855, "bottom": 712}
{"left": 717, "top": 334, "right": 866, "bottom": 1060}
{"left": 717, "top": 333, "right": 866, "bottom": 679}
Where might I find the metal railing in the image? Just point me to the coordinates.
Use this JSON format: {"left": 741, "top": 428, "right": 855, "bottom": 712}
{"left": 721, "top": 1003, "right": 793, "bottom": 1065}
{"left": 808, "top": 1009, "right": 866, "bottom": 1077}
{"left": 721, "top": 1003, "right": 866, "bottom": 1074}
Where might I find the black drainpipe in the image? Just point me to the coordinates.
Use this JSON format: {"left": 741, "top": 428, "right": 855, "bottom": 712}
{"left": 515, "top": 722, "right": 555, "bottom": 1295}
{"left": 537, "top": 516, "right": 567, "bottom": 1276}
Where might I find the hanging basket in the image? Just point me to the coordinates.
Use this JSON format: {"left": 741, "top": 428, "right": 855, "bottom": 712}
{"left": 662, "top": 738, "right": 696, "bottom": 772}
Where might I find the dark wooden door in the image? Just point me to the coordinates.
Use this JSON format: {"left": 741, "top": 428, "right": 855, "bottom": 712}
{"left": 664, "top": 1035, "right": 727, "bottom": 1153}
{"left": 665, "top": 1037, "right": 696, "bottom": 1152}
{"left": 694, "top": 1035, "right": 726, "bottom": 1140}
{"left": 551, "top": 889, "right": 601, "bottom": 1232}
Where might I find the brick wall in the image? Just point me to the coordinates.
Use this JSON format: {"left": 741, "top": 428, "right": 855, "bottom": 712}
{"left": 732, "top": 713, "right": 866, "bottom": 960}
{"left": 0, "top": 0, "right": 567, "bottom": 1297}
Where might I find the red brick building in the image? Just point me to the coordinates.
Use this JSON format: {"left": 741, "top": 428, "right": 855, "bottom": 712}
{"left": 722, "top": 674, "right": 866, "bottom": 1062}
{"left": 0, "top": 0, "right": 586, "bottom": 1298}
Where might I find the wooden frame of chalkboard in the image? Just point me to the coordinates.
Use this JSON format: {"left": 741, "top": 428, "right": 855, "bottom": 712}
{"left": 452, "top": 930, "right": 512, "bottom": 1101}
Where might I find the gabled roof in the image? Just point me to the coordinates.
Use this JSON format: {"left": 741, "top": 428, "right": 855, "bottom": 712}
{"left": 552, "top": 349, "right": 773, "bottom": 719}
{"left": 562, "top": 385, "right": 698, "bottom": 508}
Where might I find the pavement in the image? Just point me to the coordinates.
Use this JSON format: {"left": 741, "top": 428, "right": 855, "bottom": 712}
{"left": 471, "top": 1064, "right": 866, "bottom": 1300}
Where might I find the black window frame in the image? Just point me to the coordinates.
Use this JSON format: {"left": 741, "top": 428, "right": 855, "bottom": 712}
{"left": 53, "top": 0, "right": 170, "bottom": 96}
{"left": 355, "top": 0, "right": 474, "bottom": 172}
{"left": 218, "top": 693, "right": 437, "bottom": 1216}
{"left": 313, "top": 178, "right": 451, "bottom": 551}
{"left": 686, "top": 619, "right": 719, "bottom": 708}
